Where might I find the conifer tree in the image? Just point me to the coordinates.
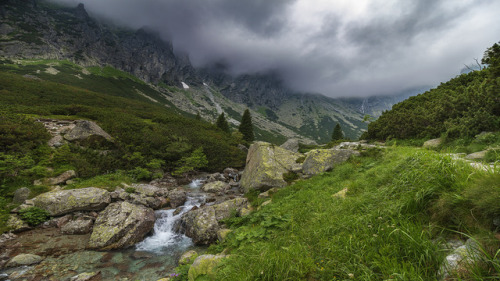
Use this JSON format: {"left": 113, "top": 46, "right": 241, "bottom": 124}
{"left": 195, "top": 112, "right": 201, "bottom": 121}
{"left": 238, "top": 109, "right": 254, "bottom": 142}
{"left": 331, "top": 123, "right": 343, "bottom": 141}
{"left": 215, "top": 112, "right": 230, "bottom": 133}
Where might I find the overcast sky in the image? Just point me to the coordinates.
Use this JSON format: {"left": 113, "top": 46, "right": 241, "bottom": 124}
{"left": 52, "top": 0, "right": 500, "bottom": 97}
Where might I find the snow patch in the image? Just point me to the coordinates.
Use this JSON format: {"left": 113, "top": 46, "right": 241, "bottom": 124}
{"left": 203, "top": 82, "right": 208, "bottom": 86}
{"left": 181, "top": 82, "right": 190, "bottom": 89}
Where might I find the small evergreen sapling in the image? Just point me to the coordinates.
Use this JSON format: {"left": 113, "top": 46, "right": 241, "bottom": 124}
{"left": 238, "top": 109, "right": 254, "bottom": 142}
{"left": 216, "top": 113, "right": 230, "bottom": 133}
{"left": 331, "top": 123, "right": 344, "bottom": 141}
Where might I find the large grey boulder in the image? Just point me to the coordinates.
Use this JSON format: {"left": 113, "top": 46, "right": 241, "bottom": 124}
{"left": 48, "top": 170, "right": 76, "bottom": 185}
{"left": 280, "top": 139, "right": 300, "bottom": 153}
{"left": 61, "top": 218, "right": 94, "bottom": 235}
{"left": 240, "top": 142, "right": 302, "bottom": 192}
{"left": 88, "top": 201, "right": 155, "bottom": 250}
{"left": 63, "top": 120, "right": 112, "bottom": 142}
{"left": 302, "top": 149, "right": 359, "bottom": 175}
{"left": 178, "top": 198, "right": 248, "bottom": 245}
{"left": 168, "top": 188, "right": 187, "bottom": 208}
{"left": 32, "top": 187, "right": 110, "bottom": 216}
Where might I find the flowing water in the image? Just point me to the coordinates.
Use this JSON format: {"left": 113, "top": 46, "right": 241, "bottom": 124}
{"left": 1, "top": 179, "right": 208, "bottom": 281}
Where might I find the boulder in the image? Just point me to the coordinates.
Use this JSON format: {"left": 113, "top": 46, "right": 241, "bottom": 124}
{"left": 48, "top": 170, "right": 76, "bottom": 185}
{"left": 179, "top": 250, "right": 198, "bottom": 265}
{"left": 280, "top": 138, "right": 300, "bottom": 152}
{"left": 149, "top": 175, "right": 178, "bottom": 189}
{"left": 423, "top": 138, "right": 442, "bottom": 148}
{"left": 240, "top": 142, "right": 302, "bottom": 192}
{"left": 302, "top": 149, "right": 359, "bottom": 175}
{"left": 6, "top": 254, "right": 43, "bottom": 267}
{"left": 465, "top": 150, "right": 488, "bottom": 160}
{"left": 223, "top": 168, "right": 239, "bottom": 181}
{"left": 440, "top": 239, "right": 482, "bottom": 279}
{"left": 61, "top": 218, "right": 93, "bottom": 235}
{"left": 168, "top": 188, "right": 187, "bottom": 208}
{"left": 201, "top": 181, "right": 229, "bottom": 193}
{"left": 7, "top": 215, "right": 31, "bottom": 233}
{"left": 32, "top": 187, "right": 110, "bottom": 216}
{"left": 63, "top": 120, "right": 112, "bottom": 142}
{"left": 129, "top": 193, "right": 163, "bottom": 209}
{"left": 217, "top": 229, "right": 232, "bottom": 242}
{"left": 177, "top": 198, "right": 248, "bottom": 245}
{"left": 70, "top": 271, "right": 102, "bottom": 281}
{"left": 12, "top": 187, "right": 30, "bottom": 204}
{"left": 188, "top": 254, "right": 227, "bottom": 281}
{"left": 88, "top": 201, "right": 155, "bottom": 250}
{"left": 258, "top": 187, "right": 279, "bottom": 199}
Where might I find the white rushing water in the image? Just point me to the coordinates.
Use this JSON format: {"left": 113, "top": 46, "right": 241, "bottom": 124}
{"left": 135, "top": 180, "right": 205, "bottom": 254}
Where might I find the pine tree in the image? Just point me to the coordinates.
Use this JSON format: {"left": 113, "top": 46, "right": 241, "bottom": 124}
{"left": 331, "top": 123, "right": 343, "bottom": 141}
{"left": 238, "top": 109, "right": 254, "bottom": 142}
{"left": 195, "top": 112, "right": 201, "bottom": 121}
{"left": 215, "top": 112, "right": 230, "bottom": 133}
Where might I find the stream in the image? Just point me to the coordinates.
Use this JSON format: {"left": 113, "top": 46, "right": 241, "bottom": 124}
{"left": 1, "top": 179, "right": 208, "bottom": 281}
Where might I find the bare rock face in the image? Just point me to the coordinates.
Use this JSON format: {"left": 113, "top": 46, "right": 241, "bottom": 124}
{"left": 32, "top": 187, "right": 110, "bottom": 216}
{"left": 240, "top": 142, "right": 302, "bottom": 192}
{"left": 88, "top": 201, "right": 155, "bottom": 250}
{"left": 64, "top": 120, "right": 112, "bottom": 142}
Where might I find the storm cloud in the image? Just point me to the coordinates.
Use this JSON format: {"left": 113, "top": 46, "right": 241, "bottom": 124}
{"left": 51, "top": 0, "right": 500, "bottom": 97}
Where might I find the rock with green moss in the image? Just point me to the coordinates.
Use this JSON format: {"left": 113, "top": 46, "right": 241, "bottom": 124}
{"left": 217, "top": 229, "right": 232, "bottom": 242}
{"left": 201, "top": 181, "right": 229, "bottom": 193}
{"left": 6, "top": 254, "right": 43, "bottom": 267}
{"left": 188, "top": 254, "right": 226, "bottom": 281}
{"left": 7, "top": 214, "right": 31, "bottom": 232}
{"left": 302, "top": 149, "right": 359, "bottom": 175}
{"left": 212, "top": 198, "right": 248, "bottom": 221}
{"left": 32, "top": 187, "right": 110, "bottom": 216}
{"left": 240, "top": 142, "right": 302, "bottom": 192}
{"left": 69, "top": 271, "right": 101, "bottom": 281}
{"left": 88, "top": 201, "right": 155, "bottom": 250}
{"left": 179, "top": 250, "right": 198, "bottom": 265}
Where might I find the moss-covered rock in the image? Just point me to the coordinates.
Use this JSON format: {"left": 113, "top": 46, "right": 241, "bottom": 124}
{"left": 7, "top": 214, "right": 31, "bottom": 232}
{"left": 201, "top": 181, "right": 229, "bottom": 193}
{"left": 88, "top": 201, "right": 155, "bottom": 250}
{"left": 179, "top": 250, "right": 198, "bottom": 265}
{"left": 240, "top": 142, "right": 302, "bottom": 192}
{"left": 302, "top": 149, "right": 359, "bottom": 175}
{"left": 32, "top": 187, "right": 110, "bottom": 216}
{"left": 188, "top": 254, "right": 226, "bottom": 281}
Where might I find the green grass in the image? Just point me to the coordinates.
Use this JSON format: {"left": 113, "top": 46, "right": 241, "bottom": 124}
{"left": 64, "top": 171, "right": 132, "bottom": 191}
{"left": 204, "top": 147, "right": 500, "bottom": 280}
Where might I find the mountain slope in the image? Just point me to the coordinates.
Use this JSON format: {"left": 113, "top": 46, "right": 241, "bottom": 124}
{"left": 0, "top": 0, "right": 379, "bottom": 143}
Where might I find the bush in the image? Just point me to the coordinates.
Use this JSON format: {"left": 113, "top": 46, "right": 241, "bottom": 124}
{"left": 18, "top": 206, "right": 50, "bottom": 226}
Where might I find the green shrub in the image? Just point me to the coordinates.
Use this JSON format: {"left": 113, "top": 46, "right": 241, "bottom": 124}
{"left": 125, "top": 187, "right": 136, "bottom": 193}
{"left": 282, "top": 171, "right": 299, "bottom": 184}
{"left": 18, "top": 206, "right": 50, "bottom": 226}
{"left": 127, "top": 167, "right": 152, "bottom": 181}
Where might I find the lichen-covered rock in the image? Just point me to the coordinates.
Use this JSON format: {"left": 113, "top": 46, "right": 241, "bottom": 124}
{"left": 32, "top": 187, "right": 110, "bottom": 216}
{"left": 188, "top": 254, "right": 226, "bottom": 281}
{"left": 133, "top": 184, "right": 168, "bottom": 197}
{"left": 201, "top": 181, "right": 229, "bottom": 193}
{"left": 88, "top": 201, "right": 155, "bottom": 250}
{"left": 48, "top": 170, "right": 76, "bottom": 185}
{"left": 6, "top": 254, "right": 43, "bottom": 267}
{"left": 61, "top": 218, "right": 93, "bottom": 235}
{"left": 129, "top": 193, "right": 163, "bottom": 209}
{"left": 440, "top": 239, "right": 483, "bottom": 279}
{"left": 465, "top": 150, "right": 488, "bottom": 160}
{"left": 13, "top": 187, "right": 30, "bottom": 204}
{"left": 63, "top": 120, "right": 112, "bottom": 142}
{"left": 217, "top": 228, "right": 232, "bottom": 242}
{"left": 168, "top": 188, "right": 187, "bottom": 208}
{"left": 302, "top": 149, "right": 359, "bottom": 175}
{"left": 70, "top": 271, "right": 102, "bottom": 281}
{"left": 7, "top": 215, "right": 31, "bottom": 233}
{"left": 240, "top": 142, "right": 302, "bottom": 192}
{"left": 179, "top": 250, "right": 198, "bottom": 265}
{"left": 177, "top": 206, "right": 219, "bottom": 245}
{"left": 280, "top": 138, "right": 300, "bottom": 152}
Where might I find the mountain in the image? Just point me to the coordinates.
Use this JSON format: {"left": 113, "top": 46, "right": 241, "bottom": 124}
{"left": 0, "top": 0, "right": 417, "bottom": 143}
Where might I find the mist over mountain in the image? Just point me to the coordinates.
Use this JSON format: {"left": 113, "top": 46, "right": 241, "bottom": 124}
{"left": 48, "top": 0, "right": 500, "bottom": 98}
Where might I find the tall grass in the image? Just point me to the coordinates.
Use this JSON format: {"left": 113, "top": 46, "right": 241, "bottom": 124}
{"left": 207, "top": 147, "right": 499, "bottom": 280}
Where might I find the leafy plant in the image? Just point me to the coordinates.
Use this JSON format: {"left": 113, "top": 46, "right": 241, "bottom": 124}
{"left": 18, "top": 206, "right": 50, "bottom": 226}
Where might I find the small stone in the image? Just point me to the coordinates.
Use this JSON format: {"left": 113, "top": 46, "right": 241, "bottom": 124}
{"left": 217, "top": 229, "right": 232, "bottom": 242}
{"left": 423, "top": 138, "right": 442, "bottom": 148}
{"left": 332, "top": 188, "right": 348, "bottom": 199}
{"left": 6, "top": 254, "right": 43, "bottom": 267}
{"left": 70, "top": 271, "right": 102, "bottom": 281}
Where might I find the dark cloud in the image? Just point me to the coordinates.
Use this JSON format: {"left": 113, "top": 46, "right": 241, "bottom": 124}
{"left": 51, "top": 0, "right": 500, "bottom": 97}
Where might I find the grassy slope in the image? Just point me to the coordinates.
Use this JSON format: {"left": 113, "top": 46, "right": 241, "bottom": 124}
{"left": 204, "top": 147, "right": 499, "bottom": 280}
